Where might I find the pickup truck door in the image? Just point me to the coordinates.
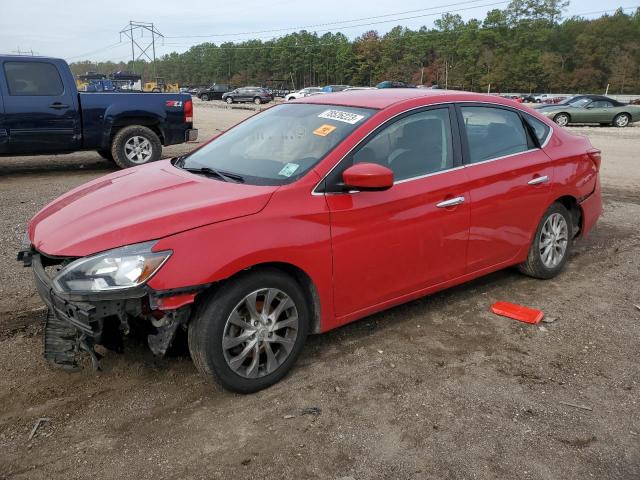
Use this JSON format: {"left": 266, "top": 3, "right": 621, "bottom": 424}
{"left": 0, "top": 59, "right": 80, "bottom": 153}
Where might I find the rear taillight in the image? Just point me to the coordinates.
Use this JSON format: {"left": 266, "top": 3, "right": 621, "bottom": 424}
{"left": 587, "top": 148, "right": 601, "bottom": 172}
{"left": 184, "top": 99, "right": 193, "bottom": 124}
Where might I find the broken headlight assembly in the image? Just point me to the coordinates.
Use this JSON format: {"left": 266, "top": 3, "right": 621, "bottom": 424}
{"left": 53, "top": 241, "right": 172, "bottom": 293}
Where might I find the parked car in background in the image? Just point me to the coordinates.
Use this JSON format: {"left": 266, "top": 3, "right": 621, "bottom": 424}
{"left": 0, "top": 55, "right": 197, "bottom": 168}
{"left": 376, "top": 80, "right": 416, "bottom": 88}
{"left": 321, "top": 85, "right": 350, "bottom": 93}
{"left": 343, "top": 86, "right": 377, "bottom": 91}
{"left": 533, "top": 95, "right": 640, "bottom": 127}
{"left": 198, "top": 84, "right": 232, "bottom": 101}
{"left": 20, "top": 89, "right": 602, "bottom": 393}
{"left": 519, "top": 94, "right": 537, "bottom": 103}
{"left": 286, "top": 87, "right": 323, "bottom": 101}
{"left": 222, "top": 87, "right": 273, "bottom": 105}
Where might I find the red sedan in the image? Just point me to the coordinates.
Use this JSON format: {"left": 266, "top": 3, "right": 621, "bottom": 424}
{"left": 20, "top": 89, "right": 602, "bottom": 392}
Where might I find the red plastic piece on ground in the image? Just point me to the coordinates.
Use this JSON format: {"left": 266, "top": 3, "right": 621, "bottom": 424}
{"left": 490, "top": 301, "right": 544, "bottom": 324}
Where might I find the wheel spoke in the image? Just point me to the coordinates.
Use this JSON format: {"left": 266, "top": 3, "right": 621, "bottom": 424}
{"left": 244, "top": 292, "right": 260, "bottom": 321}
{"left": 264, "top": 342, "right": 279, "bottom": 374}
{"left": 272, "top": 314, "right": 298, "bottom": 332}
{"left": 222, "top": 329, "right": 255, "bottom": 350}
{"left": 228, "top": 310, "right": 254, "bottom": 331}
{"left": 262, "top": 289, "right": 277, "bottom": 319}
{"left": 228, "top": 339, "right": 258, "bottom": 369}
{"left": 245, "top": 343, "right": 261, "bottom": 378}
{"left": 269, "top": 296, "right": 294, "bottom": 322}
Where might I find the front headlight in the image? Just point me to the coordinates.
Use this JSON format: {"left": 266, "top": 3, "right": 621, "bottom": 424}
{"left": 53, "top": 241, "right": 171, "bottom": 293}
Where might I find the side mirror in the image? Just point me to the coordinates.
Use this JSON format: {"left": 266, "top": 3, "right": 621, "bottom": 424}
{"left": 342, "top": 163, "right": 394, "bottom": 192}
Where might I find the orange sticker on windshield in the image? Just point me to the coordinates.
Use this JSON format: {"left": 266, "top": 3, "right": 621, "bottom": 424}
{"left": 313, "top": 124, "right": 337, "bottom": 137}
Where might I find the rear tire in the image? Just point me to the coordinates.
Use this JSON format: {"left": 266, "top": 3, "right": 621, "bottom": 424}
{"left": 613, "top": 113, "right": 630, "bottom": 128}
{"left": 110, "top": 125, "right": 162, "bottom": 169}
{"left": 200, "top": 94, "right": 209, "bottom": 101}
{"left": 518, "top": 203, "right": 573, "bottom": 279}
{"left": 253, "top": 97, "right": 262, "bottom": 105}
{"left": 188, "top": 269, "right": 309, "bottom": 393}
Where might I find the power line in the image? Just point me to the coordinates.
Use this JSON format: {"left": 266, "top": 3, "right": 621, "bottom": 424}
{"left": 65, "top": 4, "right": 639, "bottom": 62}
{"left": 165, "top": 0, "right": 500, "bottom": 39}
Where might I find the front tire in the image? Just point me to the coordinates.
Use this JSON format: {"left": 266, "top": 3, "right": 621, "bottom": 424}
{"left": 226, "top": 97, "right": 234, "bottom": 104}
{"left": 518, "top": 203, "right": 573, "bottom": 279}
{"left": 110, "top": 125, "right": 162, "bottom": 169}
{"left": 188, "top": 269, "right": 309, "bottom": 393}
{"left": 553, "top": 113, "right": 570, "bottom": 127}
{"left": 613, "top": 113, "right": 630, "bottom": 128}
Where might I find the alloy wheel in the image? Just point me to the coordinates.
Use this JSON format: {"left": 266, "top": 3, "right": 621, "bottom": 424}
{"left": 124, "top": 136, "right": 153, "bottom": 164}
{"left": 539, "top": 213, "right": 569, "bottom": 268}
{"left": 615, "top": 114, "right": 629, "bottom": 127}
{"left": 222, "top": 288, "right": 299, "bottom": 379}
{"left": 554, "top": 114, "right": 569, "bottom": 127}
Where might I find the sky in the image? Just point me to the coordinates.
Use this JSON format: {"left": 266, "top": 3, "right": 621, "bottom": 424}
{"left": 0, "top": 0, "right": 635, "bottom": 62}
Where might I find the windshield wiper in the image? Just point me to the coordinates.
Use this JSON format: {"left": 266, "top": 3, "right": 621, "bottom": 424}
{"left": 181, "top": 166, "right": 245, "bottom": 183}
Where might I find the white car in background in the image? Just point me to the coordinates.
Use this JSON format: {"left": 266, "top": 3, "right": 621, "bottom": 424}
{"left": 286, "top": 87, "right": 323, "bottom": 101}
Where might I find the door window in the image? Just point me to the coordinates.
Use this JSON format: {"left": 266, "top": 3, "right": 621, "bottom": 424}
{"left": 352, "top": 108, "right": 454, "bottom": 181}
{"left": 4, "top": 61, "right": 64, "bottom": 96}
{"left": 590, "top": 100, "right": 613, "bottom": 108}
{"left": 460, "top": 106, "right": 529, "bottom": 163}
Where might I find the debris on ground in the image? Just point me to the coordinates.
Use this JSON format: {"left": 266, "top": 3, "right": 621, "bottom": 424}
{"left": 301, "top": 406, "right": 322, "bottom": 417}
{"left": 559, "top": 401, "right": 593, "bottom": 411}
{"left": 542, "top": 316, "right": 559, "bottom": 323}
{"left": 283, "top": 414, "right": 295, "bottom": 419}
{"left": 28, "top": 417, "right": 50, "bottom": 440}
{"left": 490, "top": 301, "right": 544, "bottom": 324}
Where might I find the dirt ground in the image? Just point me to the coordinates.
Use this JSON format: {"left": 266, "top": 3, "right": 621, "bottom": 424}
{"left": 0, "top": 102, "right": 638, "bottom": 480}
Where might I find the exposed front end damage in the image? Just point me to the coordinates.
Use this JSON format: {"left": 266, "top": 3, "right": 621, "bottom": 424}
{"left": 21, "top": 249, "right": 201, "bottom": 371}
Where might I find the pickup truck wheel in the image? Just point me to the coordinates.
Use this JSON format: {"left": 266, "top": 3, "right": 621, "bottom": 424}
{"left": 97, "top": 149, "right": 114, "bottom": 162}
{"left": 188, "top": 269, "right": 309, "bottom": 393}
{"left": 111, "top": 126, "right": 162, "bottom": 169}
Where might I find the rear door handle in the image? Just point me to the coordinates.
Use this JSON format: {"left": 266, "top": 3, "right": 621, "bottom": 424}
{"left": 436, "top": 196, "right": 465, "bottom": 208}
{"left": 528, "top": 175, "right": 549, "bottom": 185}
{"left": 49, "top": 103, "right": 69, "bottom": 109}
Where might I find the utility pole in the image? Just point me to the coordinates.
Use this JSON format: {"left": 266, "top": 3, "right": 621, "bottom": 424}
{"left": 119, "top": 21, "right": 164, "bottom": 79}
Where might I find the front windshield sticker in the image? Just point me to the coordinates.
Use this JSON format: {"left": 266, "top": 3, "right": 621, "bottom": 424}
{"left": 318, "top": 109, "right": 365, "bottom": 125}
{"left": 313, "top": 124, "right": 337, "bottom": 137}
{"left": 278, "top": 163, "right": 300, "bottom": 177}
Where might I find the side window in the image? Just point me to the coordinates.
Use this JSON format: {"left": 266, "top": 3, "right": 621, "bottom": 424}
{"left": 3, "top": 61, "right": 64, "bottom": 96}
{"left": 352, "top": 108, "right": 454, "bottom": 181}
{"left": 591, "top": 100, "right": 612, "bottom": 108}
{"left": 524, "top": 114, "right": 551, "bottom": 146}
{"left": 460, "top": 106, "right": 529, "bottom": 163}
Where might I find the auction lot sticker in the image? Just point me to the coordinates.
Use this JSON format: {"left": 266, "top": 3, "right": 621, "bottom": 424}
{"left": 313, "top": 124, "right": 337, "bottom": 136}
{"left": 318, "top": 109, "right": 365, "bottom": 124}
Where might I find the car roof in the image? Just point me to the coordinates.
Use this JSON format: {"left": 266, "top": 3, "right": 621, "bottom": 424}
{"left": 297, "top": 88, "right": 515, "bottom": 109}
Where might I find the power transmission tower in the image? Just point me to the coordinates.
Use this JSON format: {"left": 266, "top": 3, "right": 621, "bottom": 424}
{"left": 119, "top": 21, "right": 163, "bottom": 79}
{"left": 11, "top": 47, "right": 37, "bottom": 56}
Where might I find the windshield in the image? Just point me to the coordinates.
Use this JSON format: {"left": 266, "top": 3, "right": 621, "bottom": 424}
{"left": 178, "top": 103, "right": 375, "bottom": 185}
{"left": 557, "top": 96, "right": 591, "bottom": 107}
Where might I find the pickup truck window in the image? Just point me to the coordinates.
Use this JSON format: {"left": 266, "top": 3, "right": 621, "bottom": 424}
{"left": 4, "top": 61, "right": 64, "bottom": 96}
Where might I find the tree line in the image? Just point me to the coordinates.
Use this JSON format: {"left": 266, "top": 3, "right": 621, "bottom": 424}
{"left": 69, "top": 1, "right": 640, "bottom": 94}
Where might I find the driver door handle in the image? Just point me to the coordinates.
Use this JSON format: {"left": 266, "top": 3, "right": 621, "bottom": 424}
{"left": 49, "top": 103, "right": 69, "bottom": 109}
{"left": 528, "top": 175, "right": 549, "bottom": 185}
{"left": 436, "top": 196, "right": 465, "bottom": 208}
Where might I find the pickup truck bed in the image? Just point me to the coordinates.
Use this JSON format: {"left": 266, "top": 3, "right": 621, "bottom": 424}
{"left": 0, "top": 55, "right": 197, "bottom": 168}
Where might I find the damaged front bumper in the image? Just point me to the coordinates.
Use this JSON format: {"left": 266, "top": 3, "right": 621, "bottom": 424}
{"left": 23, "top": 250, "right": 201, "bottom": 369}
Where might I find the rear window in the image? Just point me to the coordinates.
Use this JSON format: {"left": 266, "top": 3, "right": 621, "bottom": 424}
{"left": 460, "top": 106, "right": 529, "bottom": 163}
{"left": 524, "top": 114, "right": 551, "bottom": 146}
{"left": 3, "top": 61, "right": 64, "bottom": 96}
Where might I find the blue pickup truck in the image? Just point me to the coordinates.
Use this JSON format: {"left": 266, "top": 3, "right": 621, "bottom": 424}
{"left": 0, "top": 55, "right": 197, "bottom": 168}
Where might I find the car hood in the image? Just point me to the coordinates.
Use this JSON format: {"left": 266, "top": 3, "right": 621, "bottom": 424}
{"left": 29, "top": 160, "right": 278, "bottom": 257}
